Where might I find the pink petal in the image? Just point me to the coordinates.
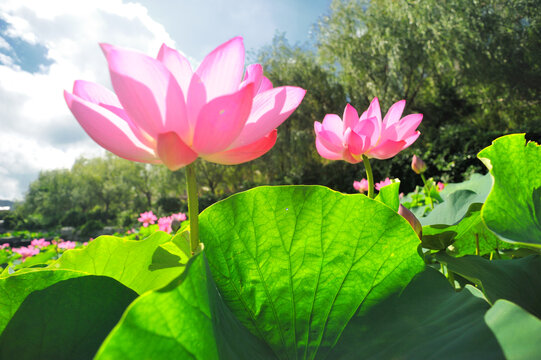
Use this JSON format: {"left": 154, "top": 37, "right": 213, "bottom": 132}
{"left": 229, "top": 86, "right": 306, "bottom": 148}
{"left": 403, "top": 131, "right": 421, "bottom": 147}
{"left": 317, "top": 128, "right": 344, "bottom": 153}
{"left": 101, "top": 44, "right": 189, "bottom": 140}
{"left": 156, "top": 132, "right": 198, "bottom": 170}
{"left": 258, "top": 76, "right": 273, "bottom": 94}
{"left": 321, "top": 113, "right": 344, "bottom": 135}
{"left": 315, "top": 137, "right": 344, "bottom": 161}
{"left": 202, "top": 130, "right": 277, "bottom": 165}
{"left": 195, "top": 37, "right": 244, "bottom": 100}
{"left": 240, "top": 64, "right": 263, "bottom": 93}
{"left": 192, "top": 84, "right": 254, "bottom": 154}
{"left": 347, "top": 130, "right": 369, "bottom": 155}
{"left": 157, "top": 43, "right": 193, "bottom": 98}
{"left": 185, "top": 73, "right": 207, "bottom": 144}
{"left": 343, "top": 103, "right": 359, "bottom": 130}
{"left": 354, "top": 116, "right": 381, "bottom": 148}
{"left": 396, "top": 114, "right": 423, "bottom": 138}
{"left": 367, "top": 139, "right": 407, "bottom": 160}
{"left": 366, "top": 97, "right": 382, "bottom": 124}
{"left": 72, "top": 81, "right": 154, "bottom": 148}
{"left": 64, "top": 91, "right": 158, "bottom": 163}
{"left": 383, "top": 100, "right": 405, "bottom": 127}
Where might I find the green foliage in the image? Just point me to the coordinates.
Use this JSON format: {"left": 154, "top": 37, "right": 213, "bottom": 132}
{"left": 478, "top": 134, "right": 541, "bottom": 247}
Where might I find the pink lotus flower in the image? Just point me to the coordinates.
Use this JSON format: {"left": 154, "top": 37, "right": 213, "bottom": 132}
{"left": 12, "top": 246, "right": 39, "bottom": 261}
{"left": 315, "top": 98, "right": 422, "bottom": 163}
{"left": 158, "top": 216, "right": 173, "bottom": 233}
{"left": 375, "top": 177, "right": 393, "bottom": 191}
{"left": 64, "top": 37, "right": 306, "bottom": 170}
{"left": 0, "top": 243, "right": 9, "bottom": 250}
{"left": 353, "top": 178, "right": 370, "bottom": 193}
{"left": 437, "top": 182, "right": 445, "bottom": 191}
{"left": 411, "top": 155, "right": 427, "bottom": 174}
{"left": 171, "top": 212, "right": 187, "bottom": 222}
{"left": 57, "top": 241, "right": 76, "bottom": 250}
{"left": 138, "top": 211, "right": 157, "bottom": 227}
{"left": 31, "top": 238, "right": 51, "bottom": 248}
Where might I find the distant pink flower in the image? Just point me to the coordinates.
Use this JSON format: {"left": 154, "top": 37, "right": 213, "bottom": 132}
{"left": 158, "top": 216, "right": 173, "bottom": 233}
{"left": 171, "top": 212, "right": 187, "bottom": 222}
{"left": 138, "top": 211, "right": 157, "bottom": 227}
{"left": 437, "top": 182, "right": 445, "bottom": 191}
{"left": 58, "top": 241, "right": 76, "bottom": 250}
{"left": 0, "top": 243, "right": 9, "bottom": 250}
{"left": 315, "top": 98, "right": 422, "bottom": 163}
{"left": 12, "top": 246, "right": 39, "bottom": 261}
{"left": 375, "top": 177, "right": 393, "bottom": 191}
{"left": 83, "top": 242, "right": 88, "bottom": 246}
{"left": 353, "top": 179, "right": 370, "bottom": 193}
{"left": 64, "top": 37, "right": 306, "bottom": 170}
{"left": 31, "top": 238, "right": 51, "bottom": 248}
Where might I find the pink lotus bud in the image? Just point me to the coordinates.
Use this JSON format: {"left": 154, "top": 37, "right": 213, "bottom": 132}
{"left": 411, "top": 155, "right": 427, "bottom": 174}
{"left": 353, "top": 178, "right": 369, "bottom": 193}
{"left": 436, "top": 182, "right": 445, "bottom": 191}
{"left": 398, "top": 205, "right": 422, "bottom": 239}
{"left": 314, "top": 98, "right": 422, "bottom": 163}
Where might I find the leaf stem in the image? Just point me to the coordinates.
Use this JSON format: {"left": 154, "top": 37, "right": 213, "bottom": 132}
{"left": 420, "top": 173, "right": 434, "bottom": 209}
{"left": 185, "top": 163, "right": 199, "bottom": 253}
{"left": 475, "top": 233, "right": 480, "bottom": 256}
{"left": 362, "top": 155, "right": 375, "bottom": 199}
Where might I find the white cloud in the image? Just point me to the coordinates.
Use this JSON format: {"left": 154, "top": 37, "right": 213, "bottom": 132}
{"left": 0, "top": 0, "right": 177, "bottom": 200}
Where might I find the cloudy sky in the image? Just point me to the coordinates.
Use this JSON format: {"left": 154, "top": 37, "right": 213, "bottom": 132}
{"left": 0, "top": 0, "right": 330, "bottom": 200}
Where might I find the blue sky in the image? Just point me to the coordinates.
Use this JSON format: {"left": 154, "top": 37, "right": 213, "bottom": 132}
{"left": 0, "top": 0, "right": 331, "bottom": 200}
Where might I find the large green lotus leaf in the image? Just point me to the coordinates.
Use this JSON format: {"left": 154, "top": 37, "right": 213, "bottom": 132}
{"left": 0, "top": 275, "right": 137, "bottom": 359}
{"left": 478, "top": 134, "right": 541, "bottom": 247}
{"left": 485, "top": 300, "right": 541, "bottom": 359}
{"left": 333, "top": 267, "right": 506, "bottom": 359}
{"left": 419, "top": 173, "right": 493, "bottom": 226}
{"left": 0, "top": 269, "right": 87, "bottom": 334}
{"left": 49, "top": 232, "right": 186, "bottom": 294}
{"left": 422, "top": 203, "right": 512, "bottom": 254}
{"left": 200, "top": 185, "right": 424, "bottom": 359}
{"left": 96, "top": 254, "right": 274, "bottom": 360}
{"left": 436, "top": 253, "right": 541, "bottom": 318}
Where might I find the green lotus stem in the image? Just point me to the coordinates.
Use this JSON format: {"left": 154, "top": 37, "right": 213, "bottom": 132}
{"left": 420, "top": 173, "right": 434, "bottom": 209}
{"left": 362, "top": 155, "right": 374, "bottom": 199}
{"left": 185, "top": 163, "right": 199, "bottom": 253}
{"left": 448, "top": 270, "right": 456, "bottom": 290}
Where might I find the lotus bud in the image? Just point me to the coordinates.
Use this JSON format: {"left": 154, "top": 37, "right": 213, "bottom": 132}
{"left": 411, "top": 155, "right": 427, "bottom": 174}
{"left": 398, "top": 204, "right": 422, "bottom": 239}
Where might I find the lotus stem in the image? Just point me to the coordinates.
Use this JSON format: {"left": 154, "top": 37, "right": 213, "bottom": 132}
{"left": 362, "top": 155, "right": 374, "bottom": 199}
{"left": 420, "top": 173, "right": 434, "bottom": 209}
{"left": 185, "top": 163, "right": 199, "bottom": 253}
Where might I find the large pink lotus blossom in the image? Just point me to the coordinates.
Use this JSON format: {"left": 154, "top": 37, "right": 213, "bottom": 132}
{"left": 12, "top": 246, "right": 39, "bottom": 261}
{"left": 64, "top": 37, "right": 306, "bottom": 170}
{"left": 31, "top": 238, "right": 51, "bottom": 248}
{"left": 315, "top": 98, "right": 422, "bottom": 163}
{"left": 353, "top": 178, "right": 370, "bottom": 193}
{"left": 138, "top": 211, "right": 157, "bottom": 227}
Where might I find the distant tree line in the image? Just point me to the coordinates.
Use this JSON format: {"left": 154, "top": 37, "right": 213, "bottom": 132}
{"left": 5, "top": 0, "right": 540, "bottom": 231}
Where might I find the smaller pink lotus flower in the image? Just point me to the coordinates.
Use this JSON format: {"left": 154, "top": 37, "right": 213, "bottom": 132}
{"left": 138, "top": 211, "right": 157, "bottom": 227}
{"left": 411, "top": 155, "right": 427, "bottom": 174}
{"left": 375, "top": 177, "right": 393, "bottom": 191}
{"left": 158, "top": 216, "right": 173, "bottom": 233}
{"left": 83, "top": 242, "right": 88, "bottom": 246}
{"left": 12, "top": 246, "right": 40, "bottom": 261}
{"left": 437, "top": 182, "right": 445, "bottom": 191}
{"left": 315, "top": 98, "right": 422, "bottom": 163}
{"left": 31, "top": 238, "right": 51, "bottom": 248}
{"left": 58, "top": 241, "right": 76, "bottom": 250}
{"left": 171, "top": 212, "right": 187, "bottom": 222}
{"left": 0, "top": 243, "right": 9, "bottom": 250}
{"left": 353, "top": 179, "right": 370, "bottom": 193}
